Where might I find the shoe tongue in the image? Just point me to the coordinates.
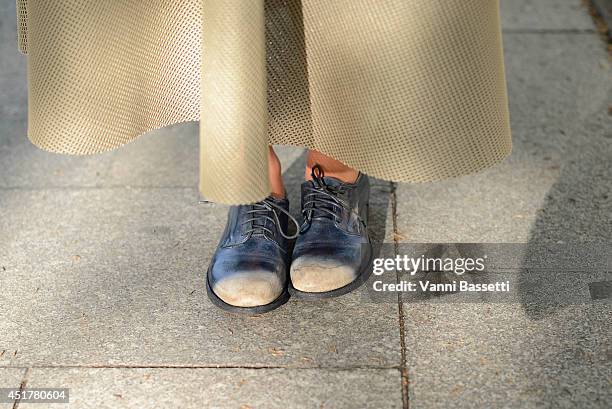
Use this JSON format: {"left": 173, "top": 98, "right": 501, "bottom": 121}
{"left": 321, "top": 176, "right": 344, "bottom": 187}
{"left": 309, "top": 175, "right": 347, "bottom": 190}
{"left": 266, "top": 195, "right": 288, "bottom": 209}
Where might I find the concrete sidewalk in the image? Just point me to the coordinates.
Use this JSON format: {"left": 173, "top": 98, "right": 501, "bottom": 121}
{"left": 0, "top": 1, "right": 610, "bottom": 408}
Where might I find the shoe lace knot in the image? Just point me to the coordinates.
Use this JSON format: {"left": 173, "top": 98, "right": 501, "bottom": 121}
{"left": 302, "top": 165, "right": 351, "bottom": 225}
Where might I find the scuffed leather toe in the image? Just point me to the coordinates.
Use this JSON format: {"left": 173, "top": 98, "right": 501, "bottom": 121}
{"left": 290, "top": 256, "right": 356, "bottom": 293}
{"left": 212, "top": 271, "right": 283, "bottom": 307}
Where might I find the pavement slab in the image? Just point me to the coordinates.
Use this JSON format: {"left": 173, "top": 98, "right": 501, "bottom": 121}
{"left": 395, "top": 20, "right": 611, "bottom": 409}
{"left": 402, "top": 303, "right": 610, "bottom": 409}
{"left": 19, "top": 368, "right": 402, "bottom": 409}
{"left": 0, "top": 185, "right": 398, "bottom": 369}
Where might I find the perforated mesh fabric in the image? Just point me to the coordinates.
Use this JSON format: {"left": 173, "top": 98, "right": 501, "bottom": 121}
{"left": 16, "top": 0, "right": 27, "bottom": 53}
{"left": 18, "top": 0, "right": 511, "bottom": 204}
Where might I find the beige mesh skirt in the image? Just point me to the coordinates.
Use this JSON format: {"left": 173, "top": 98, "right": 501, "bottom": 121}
{"left": 17, "top": 0, "right": 512, "bottom": 204}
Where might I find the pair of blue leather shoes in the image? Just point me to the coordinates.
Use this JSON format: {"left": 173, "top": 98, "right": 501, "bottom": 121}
{"left": 206, "top": 166, "right": 373, "bottom": 314}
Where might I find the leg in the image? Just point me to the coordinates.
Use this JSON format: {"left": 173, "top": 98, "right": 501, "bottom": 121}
{"left": 268, "top": 146, "right": 286, "bottom": 199}
{"left": 305, "top": 150, "right": 359, "bottom": 183}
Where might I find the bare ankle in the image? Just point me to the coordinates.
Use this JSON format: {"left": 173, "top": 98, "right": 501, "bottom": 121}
{"left": 268, "top": 146, "right": 286, "bottom": 198}
{"left": 305, "top": 150, "right": 359, "bottom": 183}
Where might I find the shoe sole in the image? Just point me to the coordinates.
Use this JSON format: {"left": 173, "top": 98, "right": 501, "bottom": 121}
{"left": 288, "top": 242, "right": 374, "bottom": 300}
{"left": 206, "top": 266, "right": 290, "bottom": 315}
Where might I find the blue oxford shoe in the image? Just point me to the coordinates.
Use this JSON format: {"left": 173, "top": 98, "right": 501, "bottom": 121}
{"left": 206, "top": 196, "right": 299, "bottom": 314}
{"left": 290, "top": 165, "right": 373, "bottom": 298}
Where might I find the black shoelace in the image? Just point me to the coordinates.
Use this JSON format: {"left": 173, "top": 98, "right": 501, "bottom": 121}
{"left": 241, "top": 197, "right": 300, "bottom": 240}
{"left": 302, "top": 165, "right": 351, "bottom": 225}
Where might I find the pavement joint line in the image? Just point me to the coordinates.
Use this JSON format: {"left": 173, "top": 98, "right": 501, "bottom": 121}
{"left": 0, "top": 365, "right": 401, "bottom": 371}
{"left": 391, "top": 181, "right": 410, "bottom": 409}
{"left": 11, "top": 367, "right": 30, "bottom": 409}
